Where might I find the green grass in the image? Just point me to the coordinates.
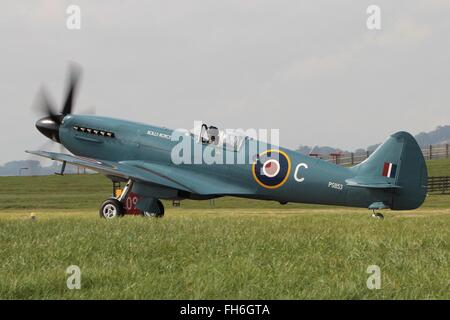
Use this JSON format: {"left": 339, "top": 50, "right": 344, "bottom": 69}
{"left": 0, "top": 206, "right": 449, "bottom": 299}
{"left": 0, "top": 159, "right": 449, "bottom": 299}
{"left": 426, "top": 158, "right": 450, "bottom": 177}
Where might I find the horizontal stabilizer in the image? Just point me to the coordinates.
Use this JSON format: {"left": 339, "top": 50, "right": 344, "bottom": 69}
{"left": 346, "top": 178, "right": 402, "bottom": 189}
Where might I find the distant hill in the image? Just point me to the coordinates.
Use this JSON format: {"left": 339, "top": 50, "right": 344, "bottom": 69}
{"left": 296, "top": 125, "right": 450, "bottom": 155}
{"left": 415, "top": 125, "right": 450, "bottom": 146}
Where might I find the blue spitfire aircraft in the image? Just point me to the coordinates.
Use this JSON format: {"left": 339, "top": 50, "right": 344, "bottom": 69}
{"left": 27, "top": 66, "right": 428, "bottom": 219}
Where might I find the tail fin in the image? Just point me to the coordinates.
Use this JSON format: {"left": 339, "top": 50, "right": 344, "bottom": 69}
{"left": 351, "top": 131, "right": 428, "bottom": 210}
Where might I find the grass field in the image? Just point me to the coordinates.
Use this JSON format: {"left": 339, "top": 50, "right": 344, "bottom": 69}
{"left": 0, "top": 160, "right": 449, "bottom": 299}
{"left": 426, "top": 158, "right": 450, "bottom": 176}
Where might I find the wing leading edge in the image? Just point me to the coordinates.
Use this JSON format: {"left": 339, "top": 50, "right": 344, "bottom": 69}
{"left": 25, "top": 150, "right": 253, "bottom": 195}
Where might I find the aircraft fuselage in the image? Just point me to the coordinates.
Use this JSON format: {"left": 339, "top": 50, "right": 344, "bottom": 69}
{"left": 58, "top": 115, "right": 399, "bottom": 209}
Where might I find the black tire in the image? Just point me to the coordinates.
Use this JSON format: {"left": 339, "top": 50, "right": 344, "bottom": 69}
{"left": 141, "top": 200, "right": 165, "bottom": 218}
{"left": 371, "top": 212, "right": 384, "bottom": 220}
{"left": 99, "top": 198, "right": 124, "bottom": 219}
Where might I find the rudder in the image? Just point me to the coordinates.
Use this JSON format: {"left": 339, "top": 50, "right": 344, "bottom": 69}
{"left": 351, "top": 131, "right": 428, "bottom": 210}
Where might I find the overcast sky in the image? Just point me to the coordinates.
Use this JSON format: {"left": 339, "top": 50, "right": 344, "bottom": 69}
{"left": 1, "top": 0, "right": 449, "bottom": 164}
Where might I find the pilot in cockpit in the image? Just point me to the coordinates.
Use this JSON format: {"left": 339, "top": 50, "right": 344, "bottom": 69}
{"left": 200, "top": 124, "right": 219, "bottom": 145}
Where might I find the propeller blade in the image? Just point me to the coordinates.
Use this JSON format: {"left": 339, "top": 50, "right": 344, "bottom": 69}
{"left": 62, "top": 63, "right": 82, "bottom": 115}
{"left": 37, "top": 87, "right": 61, "bottom": 123}
{"left": 33, "top": 63, "right": 83, "bottom": 143}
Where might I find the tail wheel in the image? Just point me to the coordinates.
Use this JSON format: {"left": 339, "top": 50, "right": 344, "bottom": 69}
{"left": 142, "top": 200, "right": 165, "bottom": 218}
{"left": 371, "top": 212, "right": 384, "bottom": 220}
{"left": 100, "top": 198, "right": 124, "bottom": 219}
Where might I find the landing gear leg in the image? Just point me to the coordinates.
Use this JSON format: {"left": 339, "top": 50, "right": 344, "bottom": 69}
{"left": 371, "top": 210, "right": 384, "bottom": 220}
{"left": 117, "top": 179, "right": 134, "bottom": 203}
{"left": 99, "top": 179, "right": 134, "bottom": 219}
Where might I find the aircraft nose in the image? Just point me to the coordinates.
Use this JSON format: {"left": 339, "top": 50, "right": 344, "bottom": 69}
{"left": 35, "top": 116, "right": 60, "bottom": 142}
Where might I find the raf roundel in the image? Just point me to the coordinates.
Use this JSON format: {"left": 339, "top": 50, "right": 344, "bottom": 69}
{"left": 262, "top": 159, "right": 280, "bottom": 178}
{"left": 252, "top": 149, "right": 291, "bottom": 189}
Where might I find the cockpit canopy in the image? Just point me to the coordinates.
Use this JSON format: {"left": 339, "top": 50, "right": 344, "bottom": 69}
{"left": 196, "top": 123, "right": 246, "bottom": 152}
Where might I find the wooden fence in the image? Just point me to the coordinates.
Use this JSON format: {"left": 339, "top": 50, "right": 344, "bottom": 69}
{"left": 315, "top": 143, "right": 450, "bottom": 166}
{"left": 428, "top": 176, "right": 450, "bottom": 193}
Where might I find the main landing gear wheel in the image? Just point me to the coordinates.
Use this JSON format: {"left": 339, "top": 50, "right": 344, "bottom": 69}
{"left": 371, "top": 211, "right": 384, "bottom": 220}
{"left": 100, "top": 198, "right": 124, "bottom": 219}
{"left": 141, "top": 200, "right": 165, "bottom": 218}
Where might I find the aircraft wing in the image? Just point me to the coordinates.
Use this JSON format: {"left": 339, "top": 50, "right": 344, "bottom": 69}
{"left": 119, "top": 160, "right": 253, "bottom": 195}
{"left": 25, "top": 150, "right": 253, "bottom": 195}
